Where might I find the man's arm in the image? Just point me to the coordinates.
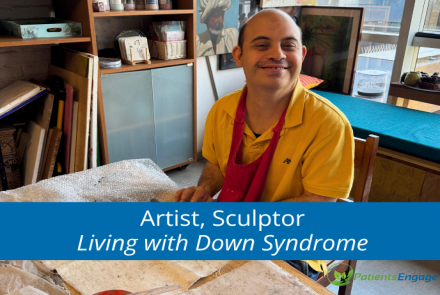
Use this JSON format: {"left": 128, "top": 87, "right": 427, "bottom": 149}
{"left": 174, "top": 162, "right": 225, "bottom": 202}
{"left": 279, "top": 190, "right": 337, "bottom": 202}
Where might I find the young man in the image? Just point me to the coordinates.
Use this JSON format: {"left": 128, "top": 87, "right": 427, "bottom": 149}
{"left": 176, "top": 10, "right": 354, "bottom": 279}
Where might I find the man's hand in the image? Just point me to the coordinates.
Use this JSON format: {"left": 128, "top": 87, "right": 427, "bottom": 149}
{"left": 174, "top": 186, "right": 215, "bottom": 202}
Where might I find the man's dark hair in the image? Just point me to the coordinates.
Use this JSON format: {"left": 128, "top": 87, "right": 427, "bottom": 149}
{"left": 238, "top": 21, "right": 247, "bottom": 50}
{"left": 237, "top": 11, "right": 303, "bottom": 52}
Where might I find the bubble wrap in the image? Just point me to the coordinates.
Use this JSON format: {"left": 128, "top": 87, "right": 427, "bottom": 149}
{"left": 0, "top": 159, "right": 179, "bottom": 202}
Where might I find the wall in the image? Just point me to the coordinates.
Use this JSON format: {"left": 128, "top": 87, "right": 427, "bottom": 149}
{"left": 196, "top": 55, "right": 246, "bottom": 152}
{"left": 0, "top": 0, "right": 53, "bottom": 90}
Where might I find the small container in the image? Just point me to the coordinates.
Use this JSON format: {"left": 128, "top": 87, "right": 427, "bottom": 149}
{"left": 356, "top": 70, "right": 389, "bottom": 97}
{"left": 159, "top": 0, "right": 173, "bottom": 10}
{"left": 124, "top": 0, "right": 136, "bottom": 10}
{"left": 104, "top": 0, "right": 111, "bottom": 11}
{"left": 404, "top": 71, "right": 421, "bottom": 87}
{"left": 110, "top": 0, "right": 124, "bottom": 10}
{"left": 145, "top": 0, "right": 159, "bottom": 10}
{"left": 136, "top": 0, "right": 146, "bottom": 9}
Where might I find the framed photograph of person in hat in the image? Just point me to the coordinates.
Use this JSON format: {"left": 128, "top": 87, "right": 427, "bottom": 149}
{"left": 196, "top": 0, "right": 240, "bottom": 57}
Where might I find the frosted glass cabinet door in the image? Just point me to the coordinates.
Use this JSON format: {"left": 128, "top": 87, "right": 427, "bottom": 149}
{"left": 101, "top": 70, "right": 156, "bottom": 163}
{"left": 152, "top": 64, "right": 194, "bottom": 169}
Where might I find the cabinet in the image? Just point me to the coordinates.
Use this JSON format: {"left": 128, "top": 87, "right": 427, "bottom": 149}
{"left": 101, "top": 64, "right": 194, "bottom": 169}
{"left": 0, "top": 0, "right": 197, "bottom": 172}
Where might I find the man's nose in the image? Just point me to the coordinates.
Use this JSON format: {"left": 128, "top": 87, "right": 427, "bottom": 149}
{"left": 267, "top": 45, "right": 286, "bottom": 61}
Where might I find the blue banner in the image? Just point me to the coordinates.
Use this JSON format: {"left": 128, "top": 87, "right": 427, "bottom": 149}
{"left": 0, "top": 202, "right": 438, "bottom": 260}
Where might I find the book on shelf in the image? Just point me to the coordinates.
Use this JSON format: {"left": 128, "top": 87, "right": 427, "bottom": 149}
{"left": 22, "top": 121, "right": 46, "bottom": 185}
{"left": 42, "top": 127, "right": 62, "bottom": 180}
{"left": 0, "top": 126, "right": 22, "bottom": 190}
{"left": 0, "top": 81, "right": 48, "bottom": 120}
{"left": 16, "top": 132, "right": 29, "bottom": 166}
{"left": 39, "top": 128, "right": 53, "bottom": 181}
{"left": 63, "top": 84, "right": 74, "bottom": 173}
{"left": 33, "top": 93, "right": 55, "bottom": 181}
{"left": 69, "top": 101, "right": 79, "bottom": 174}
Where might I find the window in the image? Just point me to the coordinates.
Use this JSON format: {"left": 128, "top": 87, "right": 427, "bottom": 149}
{"left": 423, "top": 0, "right": 440, "bottom": 32}
{"left": 315, "top": 0, "right": 406, "bottom": 34}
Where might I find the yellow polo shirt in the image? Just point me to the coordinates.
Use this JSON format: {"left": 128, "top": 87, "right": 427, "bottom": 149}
{"left": 202, "top": 81, "right": 354, "bottom": 273}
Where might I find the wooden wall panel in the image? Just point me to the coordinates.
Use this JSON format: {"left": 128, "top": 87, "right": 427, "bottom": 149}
{"left": 420, "top": 172, "right": 440, "bottom": 202}
{"left": 369, "top": 156, "right": 426, "bottom": 202}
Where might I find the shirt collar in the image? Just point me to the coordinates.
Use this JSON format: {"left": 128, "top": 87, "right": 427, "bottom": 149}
{"left": 224, "top": 80, "right": 306, "bottom": 129}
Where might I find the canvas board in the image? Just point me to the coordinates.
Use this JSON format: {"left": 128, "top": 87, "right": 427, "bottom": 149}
{"left": 196, "top": 0, "right": 240, "bottom": 56}
{"left": 300, "top": 6, "right": 363, "bottom": 94}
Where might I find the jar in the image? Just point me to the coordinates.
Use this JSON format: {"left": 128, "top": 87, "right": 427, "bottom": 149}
{"left": 404, "top": 71, "right": 421, "bottom": 87}
{"left": 356, "top": 70, "right": 389, "bottom": 97}
{"left": 136, "top": 0, "right": 146, "bottom": 9}
{"left": 145, "top": 0, "right": 159, "bottom": 10}
{"left": 110, "top": 0, "right": 124, "bottom": 10}
{"left": 159, "top": 0, "right": 173, "bottom": 10}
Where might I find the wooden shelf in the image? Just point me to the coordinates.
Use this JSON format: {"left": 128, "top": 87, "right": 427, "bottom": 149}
{"left": 389, "top": 82, "right": 440, "bottom": 106}
{"left": 100, "top": 58, "right": 195, "bottom": 74}
{"left": 93, "top": 9, "right": 194, "bottom": 17}
{"left": 0, "top": 35, "right": 92, "bottom": 47}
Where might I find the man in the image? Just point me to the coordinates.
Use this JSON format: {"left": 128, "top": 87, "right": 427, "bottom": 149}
{"left": 197, "top": 0, "right": 239, "bottom": 56}
{"left": 176, "top": 10, "right": 354, "bottom": 280}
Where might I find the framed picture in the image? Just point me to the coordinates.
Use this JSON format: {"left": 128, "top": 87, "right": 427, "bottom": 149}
{"left": 300, "top": 6, "right": 364, "bottom": 94}
{"left": 219, "top": 53, "right": 238, "bottom": 70}
{"left": 219, "top": 0, "right": 261, "bottom": 70}
{"left": 196, "top": 0, "right": 240, "bottom": 57}
{"left": 260, "top": 0, "right": 315, "bottom": 9}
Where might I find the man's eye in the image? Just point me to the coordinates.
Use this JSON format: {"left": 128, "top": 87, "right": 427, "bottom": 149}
{"left": 283, "top": 44, "right": 296, "bottom": 48}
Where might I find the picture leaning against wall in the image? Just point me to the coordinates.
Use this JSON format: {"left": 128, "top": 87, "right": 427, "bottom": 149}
{"left": 197, "top": 0, "right": 240, "bottom": 57}
{"left": 300, "top": 7, "right": 363, "bottom": 94}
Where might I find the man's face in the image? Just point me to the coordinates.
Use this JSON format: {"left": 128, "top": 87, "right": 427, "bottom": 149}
{"left": 207, "top": 9, "right": 225, "bottom": 34}
{"left": 232, "top": 12, "right": 306, "bottom": 91}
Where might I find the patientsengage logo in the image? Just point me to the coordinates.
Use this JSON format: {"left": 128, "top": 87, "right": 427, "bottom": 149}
{"left": 327, "top": 263, "right": 439, "bottom": 286}
{"left": 327, "top": 263, "right": 354, "bottom": 286}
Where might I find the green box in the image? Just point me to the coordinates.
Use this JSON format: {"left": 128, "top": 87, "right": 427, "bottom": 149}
{"left": 0, "top": 18, "right": 82, "bottom": 39}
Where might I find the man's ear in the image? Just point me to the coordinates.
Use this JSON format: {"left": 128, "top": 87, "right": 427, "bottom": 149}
{"left": 301, "top": 45, "right": 307, "bottom": 62}
{"left": 232, "top": 46, "right": 243, "bottom": 67}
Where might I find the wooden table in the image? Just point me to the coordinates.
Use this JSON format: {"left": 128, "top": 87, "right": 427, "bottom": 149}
{"left": 64, "top": 260, "right": 334, "bottom": 295}
{"left": 388, "top": 82, "right": 440, "bottom": 107}
{"left": 190, "top": 260, "right": 334, "bottom": 295}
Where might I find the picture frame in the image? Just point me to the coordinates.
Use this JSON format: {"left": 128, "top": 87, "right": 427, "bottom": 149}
{"left": 219, "top": 53, "right": 238, "bottom": 70}
{"left": 300, "top": 6, "right": 364, "bottom": 95}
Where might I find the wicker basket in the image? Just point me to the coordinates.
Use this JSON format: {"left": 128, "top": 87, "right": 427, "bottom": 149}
{"left": 148, "top": 40, "right": 187, "bottom": 60}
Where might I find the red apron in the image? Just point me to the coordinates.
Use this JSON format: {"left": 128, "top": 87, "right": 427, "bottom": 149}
{"left": 217, "top": 88, "right": 288, "bottom": 202}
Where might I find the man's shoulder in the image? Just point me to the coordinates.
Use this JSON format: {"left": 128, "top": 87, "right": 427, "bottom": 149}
{"left": 303, "top": 88, "right": 351, "bottom": 129}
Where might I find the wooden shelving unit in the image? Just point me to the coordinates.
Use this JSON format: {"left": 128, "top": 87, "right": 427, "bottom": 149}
{"left": 2, "top": 0, "right": 197, "bottom": 171}
{"left": 93, "top": 9, "right": 194, "bottom": 17}
{"left": 87, "top": 0, "right": 197, "bottom": 168}
{"left": 0, "top": 35, "right": 92, "bottom": 47}
{"left": 100, "top": 58, "right": 195, "bottom": 74}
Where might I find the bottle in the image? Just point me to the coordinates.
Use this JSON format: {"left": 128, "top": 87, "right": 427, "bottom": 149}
{"left": 159, "top": 0, "right": 172, "bottom": 10}
{"left": 145, "top": 0, "right": 159, "bottom": 10}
